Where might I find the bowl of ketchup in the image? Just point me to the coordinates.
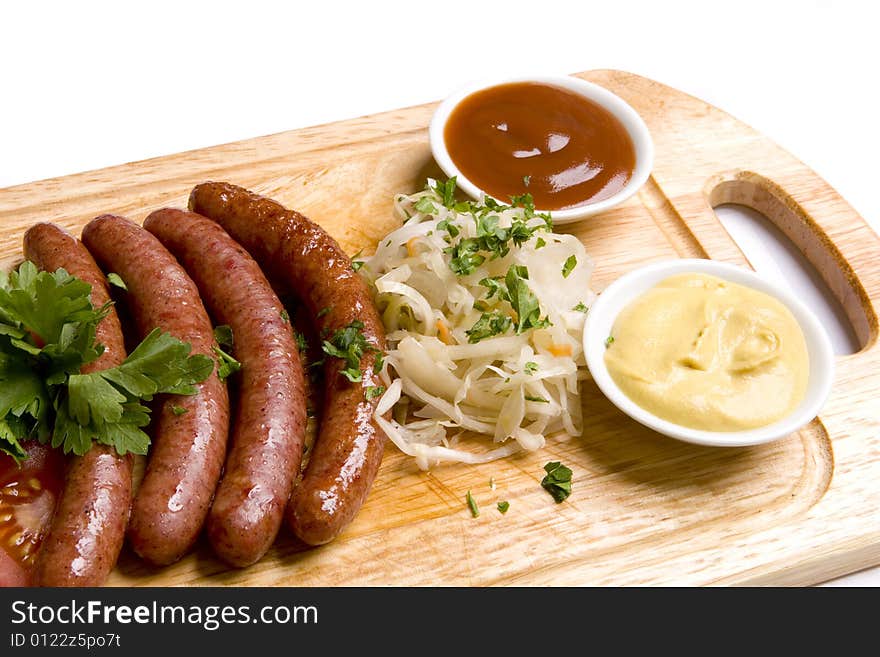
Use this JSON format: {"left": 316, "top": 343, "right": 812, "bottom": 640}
{"left": 429, "top": 74, "right": 654, "bottom": 223}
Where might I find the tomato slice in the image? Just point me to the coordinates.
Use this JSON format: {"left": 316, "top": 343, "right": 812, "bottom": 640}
{"left": 0, "top": 442, "right": 64, "bottom": 587}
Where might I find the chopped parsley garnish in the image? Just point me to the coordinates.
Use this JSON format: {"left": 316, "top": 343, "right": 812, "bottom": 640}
{"left": 106, "top": 273, "right": 127, "bottom": 291}
{"left": 316, "top": 306, "right": 333, "bottom": 319}
{"left": 524, "top": 395, "right": 549, "bottom": 403}
{"left": 466, "top": 490, "right": 480, "bottom": 518}
{"left": 465, "top": 311, "right": 512, "bottom": 344}
{"left": 365, "top": 385, "right": 385, "bottom": 401}
{"left": 505, "top": 265, "right": 550, "bottom": 334}
{"left": 509, "top": 218, "right": 538, "bottom": 247}
{"left": 280, "top": 309, "right": 290, "bottom": 323}
{"left": 572, "top": 302, "right": 589, "bottom": 313}
{"left": 414, "top": 196, "right": 437, "bottom": 215}
{"left": 0, "top": 262, "right": 213, "bottom": 460}
{"left": 479, "top": 276, "right": 509, "bottom": 301}
{"left": 605, "top": 336, "right": 615, "bottom": 347}
{"left": 524, "top": 361, "right": 538, "bottom": 375}
{"left": 437, "top": 219, "right": 460, "bottom": 238}
{"left": 351, "top": 260, "right": 365, "bottom": 272}
{"left": 509, "top": 192, "right": 535, "bottom": 212}
{"left": 469, "top": 265, "right": 550, "bottom": 341}
{"left": 562, "top": 255, "right": 577, "bottom": 279}
{"left": 522, "top": 175, "right": 530, "bottom": 187}
{"left": 171, "top": 405, "right": 188, "bottom": 416}
{"left": 321, "top": 319, "right": 383, "bottom": 383}
{"left": 445, "top": 238, "right": 485, "bottom": 276}
{"left": 474, "top": 214, "right": 510, "bottom": 260}
{"left": 431, "top": 177, "right": 458, "bottom": 209}
{"left": 497, "top": 501, "right": 510, "bottom": 514}
{"left": 535, "top": 237, "right": 547, "bottom": 249}
{"left": 541, "top": 461, "right": 572, "bottom": 503}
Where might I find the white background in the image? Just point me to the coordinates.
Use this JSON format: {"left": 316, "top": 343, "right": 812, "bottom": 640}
{"left": 2, "top": 0, "right": 878, "bottom": 585}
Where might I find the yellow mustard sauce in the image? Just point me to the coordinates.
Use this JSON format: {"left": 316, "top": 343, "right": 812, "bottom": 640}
{"left": 604, "top": 273, "right": 809, "bottom": 431}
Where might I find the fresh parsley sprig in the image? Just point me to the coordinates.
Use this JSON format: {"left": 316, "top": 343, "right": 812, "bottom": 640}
{"left": 0, "top": 261, "right": 214, "bottom": 460}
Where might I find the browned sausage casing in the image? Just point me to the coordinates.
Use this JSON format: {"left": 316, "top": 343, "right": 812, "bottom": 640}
{"left": 189, "top": 182, "right": 387, "bottom": 546}
{"left": 23, "top": 223, "right": 132, "bottom": 587}
{"left": 144, "top": 208, "right": 306, "bottom": 567}
{"left": 82, "top": 214, "right": 230, "bottom": 566}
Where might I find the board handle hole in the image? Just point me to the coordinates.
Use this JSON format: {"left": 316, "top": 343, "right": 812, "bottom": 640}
{"left": 707, "top": 172, "right": 871, "bottom": 354}
{"left": 714, "top": 203, "right": 859, "bottom": 355}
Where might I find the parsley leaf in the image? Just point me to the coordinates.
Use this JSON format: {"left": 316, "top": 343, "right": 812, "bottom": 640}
{"left": 171, "top": 405, "right": 188, "bottom": 416}
{"left": 210, "top": 325, "right": 240, "bottom": 380}
{"left": 505, "top": 265, "right": 550, "bottom": 333}
{"left": 0, "top": 262, "right": 108, "bottom": 372}
{"left": 445, "top": 238, "right": 485, "bottom": 276}
{"left": 562, "top": 255, "right": 577, "bottom": 279}
{"left": 107, "top": 273, "right": 127, "bottom": 291}
{"left": 535, "top": 237, "right": 547, "bottom": 249}
{"left": 541, "top": 461, "right": 572, "bottom": 503}
{"left": 213, "top": 346, "right": 241, "bottom": 381}
{"left": 436, "top": 219, "right": 460, "bottom": 238}
{"left": 0, "top": 357, "right": 49, "bottom": 460}
{"left": 572, "top": 302, "right": 589, "bottom": 313}
{"left": 465, "top": 312, "right": 512, "bottom": 344}
{"left": 56, "top": 328, "right": 213, "bottom": 455}
{"left": 605, "top": 336, "right": 615, "bottom": 347}
{"left": 524, "top": 361, "right": 538, "bottom": 375}
{"left": 431, "top": 177, "right": 458, "bottom": 209}
{"left": 524, "top": 394, "right": 549, "bottom": 403}
{"left": 478, "top": 277, "right": 509, "bottom": 302}
{"left": 102, "top": 329, "right": 214, "bottom": 396}
{"left": 497, "top": 501, "right": 510, "bottom": 514}
{"left": 351, "top": 260, "right": 365, "bottom": 272}
{"left": 213, "top": 325, "right": 234, "bottom": 349}
{"left": 414, "top": 197, "right": 437, "bottom": 215}
{"left": 322, "top": 319, "right": 383, "bottom": 383}
{"left": 365, "top": 385, "right": 385, "bottom": 401}
{"left": 474, "top": 214, "right": 509, "bottom": 260}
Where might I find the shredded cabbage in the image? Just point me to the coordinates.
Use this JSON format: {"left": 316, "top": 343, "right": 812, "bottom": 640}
{"left": 363, "top": 180, "right": 595, "bottom": 470}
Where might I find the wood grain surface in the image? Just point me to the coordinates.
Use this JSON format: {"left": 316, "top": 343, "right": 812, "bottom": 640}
{"left": 1, "top": 70, "right": 878, "bottom": 586}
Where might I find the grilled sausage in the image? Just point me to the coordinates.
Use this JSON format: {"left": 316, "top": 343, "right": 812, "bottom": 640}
{"left": 24, "top": 223, "right": 132, "bottom": 587}
{"left": 144, "top": 208, "right": 306, "bottom": 567}
{"left": 82, "top": 214, "right": 230, "bottom": 566}
{"left": 189, "top": 182, "right": 387, "bottom": 546}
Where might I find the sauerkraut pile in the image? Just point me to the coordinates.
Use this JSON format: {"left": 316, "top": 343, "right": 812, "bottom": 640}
{"left": 362, "top": 179, "right": 595, "bottom": 470}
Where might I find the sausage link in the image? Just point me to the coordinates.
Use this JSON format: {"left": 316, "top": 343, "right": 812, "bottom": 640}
{"left": 144, "top": 208, "right": 306, "bottom": 567}
{"left": 189, "top": 182, "right": 387, "bottom": 546}
{"left": 82, "top": 214, "right": 230, "bottom": 566}
{"left": 23, "top": 223, "right": 132, "bottom": 587}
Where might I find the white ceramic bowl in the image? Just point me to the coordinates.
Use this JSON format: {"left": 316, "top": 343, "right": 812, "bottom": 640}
{"left": 583, "top": 259, "right": 835, "bottom": 447}
{"left": 428, "top": 74, "right": 654, "bottom": 224}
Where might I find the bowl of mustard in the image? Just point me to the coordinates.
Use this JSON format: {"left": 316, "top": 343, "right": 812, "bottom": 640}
{"left": 583, "top": 259, "right": 834, "bottom": 447}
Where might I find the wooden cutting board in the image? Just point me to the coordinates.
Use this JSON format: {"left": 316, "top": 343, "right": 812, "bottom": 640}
{"left": 1, "top": 70, "right": 878, "bottom": 586}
